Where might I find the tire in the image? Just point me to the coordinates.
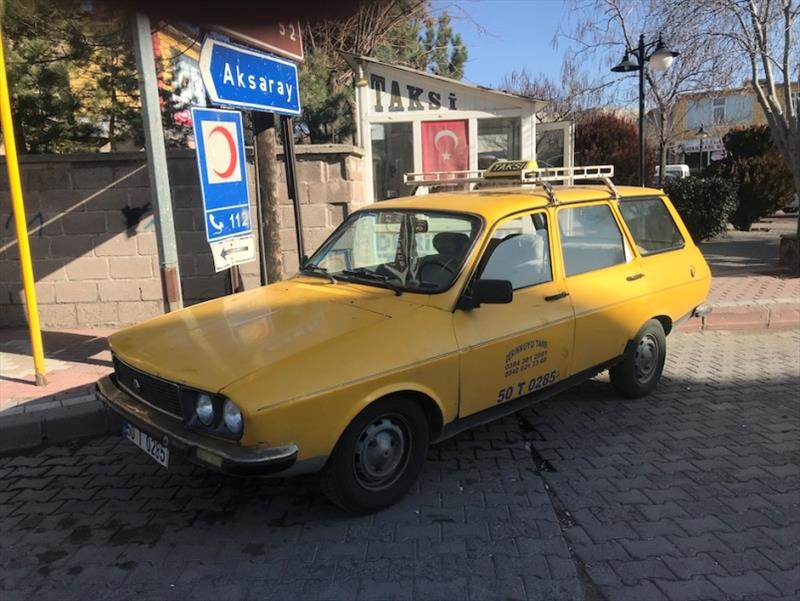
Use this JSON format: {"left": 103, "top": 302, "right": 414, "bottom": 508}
{"left": 609, "top": 319, "right": 667, "bottom": 399}
{"left": 320, "top": 397, "right": 429, "bottom": 514}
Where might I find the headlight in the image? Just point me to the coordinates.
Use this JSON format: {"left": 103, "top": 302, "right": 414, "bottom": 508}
{"left": 195, "top": 394, "right": 214, "bottom": 426}
{"left": 222, "top": 399, "right": 243, "bottom": 434}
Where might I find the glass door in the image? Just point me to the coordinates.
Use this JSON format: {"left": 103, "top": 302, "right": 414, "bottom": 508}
{"left": 535, "top": 121, "right": 574, "bottom": 170}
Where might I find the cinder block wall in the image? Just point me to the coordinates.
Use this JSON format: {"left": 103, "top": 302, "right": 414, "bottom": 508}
{"left": 0, "top": 145, "right": 366, "bottom": 329}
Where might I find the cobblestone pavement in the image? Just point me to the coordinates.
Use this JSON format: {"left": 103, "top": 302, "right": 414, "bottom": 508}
{"left": 1, "top": 330, "right": 798, "bottom": 601}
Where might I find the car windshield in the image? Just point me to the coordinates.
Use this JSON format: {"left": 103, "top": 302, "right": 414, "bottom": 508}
{"left": 303, "top": 209, "right": 482, "bottom": 293}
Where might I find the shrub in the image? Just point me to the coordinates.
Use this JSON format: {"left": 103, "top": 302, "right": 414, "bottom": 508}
{"left": 705, "top": 125, "right": 794, "bottom": 231}
{"left": 664, "top": 176, "right": 738, "bottom": 242}
{"left": 727, "top": 154, "right": 794, "bottom": 231}
{"left": 574, "top": 112, "right": 656, "bottom": 186}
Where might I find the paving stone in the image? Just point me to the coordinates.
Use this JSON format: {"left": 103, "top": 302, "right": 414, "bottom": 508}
{"left": 620, "top": 537, "right": 680, "bottom": 559}
{"left": 613, "top": 557, "right": 676, "bottom": 585}
{"left": 413, "top": 578, "right": 467, "bottom": 601}
{"left": 662, "top": 554, "right": 727, "bottom": 579}
{"left": 654, "top": 576, "right": 724, "bottom": 601}
{"left": 600, "top": 581, "right": 668, "bottom": 601}
{"left": 467, "top": 576, "right": 526, "bottom": 601}
{"left": 1, "top": 330, "right": 798, "bottom": 601}
{"left": 708, "top": 572, "right": 781, "bottom": 598}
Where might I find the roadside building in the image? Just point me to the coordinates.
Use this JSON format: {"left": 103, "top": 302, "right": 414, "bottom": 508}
{"left": 342, "top": 54, "right": 573, "bottom": 202}
{"left": 671, "top": 82, "right": 799, "bottom": 172}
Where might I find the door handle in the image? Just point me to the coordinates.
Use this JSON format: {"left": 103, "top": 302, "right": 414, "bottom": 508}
{"left": 626, "top": 272, "right": 646, "bottom": 281}
{"left": 544, "top": 291, "right": 569, "bottom": 302}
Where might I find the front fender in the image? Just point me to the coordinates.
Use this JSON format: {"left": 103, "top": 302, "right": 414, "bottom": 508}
{"left": 233, "top": 351, "right": 460, "bottom": 462}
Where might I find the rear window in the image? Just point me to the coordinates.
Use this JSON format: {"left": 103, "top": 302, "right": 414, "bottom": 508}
{"left": 618, "top": 197, "right": 684, "bottom": 255}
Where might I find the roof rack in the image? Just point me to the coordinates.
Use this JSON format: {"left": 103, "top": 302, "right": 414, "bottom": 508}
{"left": 403, "top": 162, "right": 619, "bottom": 203}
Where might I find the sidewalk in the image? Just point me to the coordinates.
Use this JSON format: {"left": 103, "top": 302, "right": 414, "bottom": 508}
{"left": 687, "top": 214, "right": 800, "bottom": 331}
{"left": 1, "top": 219, "right": 798, "bottom": 452}
{"left": 0, "top": 328, "right": 118, "bottom": 453}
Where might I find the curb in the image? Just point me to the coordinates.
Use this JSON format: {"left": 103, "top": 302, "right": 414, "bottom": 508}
{"left": 1, "top": 302, "right": 798, "bottom": 457}
{"left": 676, "top": 301, "right": 800, "bottom": 332}
{"left": 0, "top": 388, "right": 122, "bottom": 456}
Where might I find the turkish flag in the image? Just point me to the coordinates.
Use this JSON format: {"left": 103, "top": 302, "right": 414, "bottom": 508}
{"left": 422, "top": 120, "right": 469, "bottom": 173}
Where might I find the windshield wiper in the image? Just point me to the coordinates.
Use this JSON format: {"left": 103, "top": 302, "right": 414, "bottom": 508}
{"left": 340, "top": 269, "right": 403, "bottom": 296}
{"left": 300, "top": 265, "right": 337, "bottom": 284}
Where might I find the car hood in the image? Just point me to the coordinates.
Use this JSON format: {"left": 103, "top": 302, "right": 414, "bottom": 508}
{"left": 109, "top": 278, "right": 415, "bottom": 393}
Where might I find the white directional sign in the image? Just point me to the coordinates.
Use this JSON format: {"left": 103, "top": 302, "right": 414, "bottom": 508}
{"left": 210, "top": 234, "right": 256, "bottom": 272}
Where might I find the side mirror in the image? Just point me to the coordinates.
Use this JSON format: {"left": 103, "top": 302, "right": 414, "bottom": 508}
{"left": 458, "top": 279, "right": 513, "bottom": 310}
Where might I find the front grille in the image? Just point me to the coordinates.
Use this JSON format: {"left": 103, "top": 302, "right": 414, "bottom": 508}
{"left": 113, "top": 356, "right": 183, "bottom": 419}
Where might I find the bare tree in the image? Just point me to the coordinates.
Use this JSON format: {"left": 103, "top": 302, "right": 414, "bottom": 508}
{"left": 303, "top": 0, "right": 428, "bottom": 88}
{"left": 501, "top": 56, "right": 613, "bottom": 122}
{"left": 565, "top": 0, "right": 737, "bottom": 184}
{"left": 668, "top": 0, "right": 798, "bottom": 194}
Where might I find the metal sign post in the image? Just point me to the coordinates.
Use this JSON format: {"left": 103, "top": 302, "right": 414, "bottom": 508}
{"left": 0, "top": 25, "right": 47, "bottom": 386}
{"left": 132, "top": 13, "right": 183, "bottom": 311}
{"left": 280, "top": 115, "right": 305, "bottom": 262}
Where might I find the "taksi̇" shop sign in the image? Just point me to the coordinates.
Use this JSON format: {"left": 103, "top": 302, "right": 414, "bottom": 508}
{"left": 369, "top": 74, "right": 459, "bottom": 114}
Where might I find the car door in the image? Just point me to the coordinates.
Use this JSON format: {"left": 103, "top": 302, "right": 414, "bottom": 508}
{"left": 453, "top": 209, "right": 574, "bottom": 418}
{"left": 555, "top": 201, "right": 650, "bottom": 375}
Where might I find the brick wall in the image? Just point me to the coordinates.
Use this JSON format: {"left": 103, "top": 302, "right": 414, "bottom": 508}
{"left": 0, "top": 145, "right": 365, "bottom": 329}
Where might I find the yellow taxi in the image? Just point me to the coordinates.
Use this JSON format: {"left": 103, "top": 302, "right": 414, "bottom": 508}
{"left": 98, "top": 161, "right": 711, "bottom": 513}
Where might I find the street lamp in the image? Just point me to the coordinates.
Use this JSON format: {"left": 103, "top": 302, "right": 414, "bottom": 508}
{"left": 697, "top": 124, "right": 708, "bottom": 171}
{"left": 611, "top": 34, "right": 679, "bottom": 186}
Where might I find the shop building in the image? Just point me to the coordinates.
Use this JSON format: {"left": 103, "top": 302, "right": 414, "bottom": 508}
{"left": 343, "top": 54, "right": 573, "bottom": 203}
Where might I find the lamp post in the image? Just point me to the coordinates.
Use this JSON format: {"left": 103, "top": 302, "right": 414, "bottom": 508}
{"left": 611, "top": 34, "right": 679, "bottom": 186}
{"left": 697, "top": 124, "right": 708, "bottom": 172}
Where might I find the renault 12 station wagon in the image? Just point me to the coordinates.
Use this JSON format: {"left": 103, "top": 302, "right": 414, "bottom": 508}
{"left": 98, "top": 161, "right": 711, "bottom": 513}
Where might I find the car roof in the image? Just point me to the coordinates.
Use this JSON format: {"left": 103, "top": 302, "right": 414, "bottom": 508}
{"left": 374, "top": 185, "right": 664, "bottom": 223}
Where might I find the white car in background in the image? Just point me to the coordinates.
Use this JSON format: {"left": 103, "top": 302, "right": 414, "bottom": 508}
{"left": 655, "top": 164, "right": 690, "bottom": 181}
{"left": 783, "top": 194, "right": 799, "bottom": 213}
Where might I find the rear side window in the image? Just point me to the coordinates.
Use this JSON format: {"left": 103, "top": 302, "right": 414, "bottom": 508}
{"left": 618, "top": 197, "right": 684, "bottom": 255}
{"left": 557, "top": 204, "right": 627, "bottom": 276}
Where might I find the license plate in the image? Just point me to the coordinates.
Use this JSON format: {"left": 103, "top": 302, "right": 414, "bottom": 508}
{"left": 123, "top": 422, "right": 169, "bottom": 468}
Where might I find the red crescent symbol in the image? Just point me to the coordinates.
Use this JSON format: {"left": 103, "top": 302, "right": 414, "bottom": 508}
{"left": 209, "top": 125, "right": 237, "bottom": 179}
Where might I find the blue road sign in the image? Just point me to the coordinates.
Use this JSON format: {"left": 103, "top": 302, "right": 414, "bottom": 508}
{"left": 190, "top": 107, "right": 252, "bottom": 243}
{"left": 199, "top": 37, "right": 301, "bottom": 116}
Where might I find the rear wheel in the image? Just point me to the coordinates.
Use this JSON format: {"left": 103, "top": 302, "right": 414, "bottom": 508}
{"left": 609, "top": 319, "right": 667, "bottom": 399}
{"left": 320, "top": 397, "right": 429, "bottom": 514}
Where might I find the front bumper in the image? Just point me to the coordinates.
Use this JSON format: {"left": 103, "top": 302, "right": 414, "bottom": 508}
{"left": 96, "top": 375, "right": 298, "bottom": 476}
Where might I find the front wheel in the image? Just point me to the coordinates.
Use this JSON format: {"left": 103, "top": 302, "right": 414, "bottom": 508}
{"left": 320, "top": 397, "right": 429, "bottom": 514}
{"left": 609, "top": 319, "right": 667, "bottom": 399}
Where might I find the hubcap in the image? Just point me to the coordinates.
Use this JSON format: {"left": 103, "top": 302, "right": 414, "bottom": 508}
{"left": 353, "top": 416, "right": 410, "bottom": 491}
{"left": 634, "top": 334, "right": 659, "bottom": 382}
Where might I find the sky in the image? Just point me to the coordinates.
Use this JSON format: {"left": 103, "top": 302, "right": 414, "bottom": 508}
{"left": 432, "top": 0, "right": 581, "bottom": 88}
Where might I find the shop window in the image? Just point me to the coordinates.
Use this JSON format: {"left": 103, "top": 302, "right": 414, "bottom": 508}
{"left": 478, "top": 118, "right": 521, "bottom": 169}
{"left": 712, "top": 98, "right": 726, "bottom": 124}
{"left": 371, "top": 123, "right": 413, "bottom": 201}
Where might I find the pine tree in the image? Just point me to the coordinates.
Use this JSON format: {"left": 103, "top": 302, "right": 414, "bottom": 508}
{"left": 2, "top": 0, "right": 97, "bottom": 153}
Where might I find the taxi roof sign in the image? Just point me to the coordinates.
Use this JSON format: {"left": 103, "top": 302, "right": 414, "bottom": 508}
{"left": 483, "top": 159, "right": 539, "bottom": 179}
{"left": 403, "top": 162, "right": 618, "bottom": 204}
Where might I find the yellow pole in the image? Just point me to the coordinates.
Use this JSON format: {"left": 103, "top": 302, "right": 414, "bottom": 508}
{"left": 0, "top": 26, "right": 46, "bottom": 386}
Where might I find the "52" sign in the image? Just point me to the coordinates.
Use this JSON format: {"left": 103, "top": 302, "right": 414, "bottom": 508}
{"left": 214, "top": 21, "right": 304, "bottom": 63}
